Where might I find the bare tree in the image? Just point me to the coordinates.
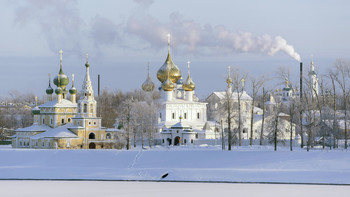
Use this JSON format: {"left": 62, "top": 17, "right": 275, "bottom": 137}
{"left": 259, "top": 87, "right": 268, "bottom": 145}
{"left": 118, "top": 97, "right": 135, "bottom": 150}
{"left": 249, "top": 76, "right": 265, "bottom": 146}
{"left": 333, "top": 59, "right": 350, "bottom": 149}
{"left": 232, "top": 68, "right": 247, "bottom": 146}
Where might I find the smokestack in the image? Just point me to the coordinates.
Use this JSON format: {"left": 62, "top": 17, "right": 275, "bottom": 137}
{"left": 98, "top": 74, "right": 100, "bottom": 97}
{"left": 300, "top": 62, "right": 303, "bottom": 99}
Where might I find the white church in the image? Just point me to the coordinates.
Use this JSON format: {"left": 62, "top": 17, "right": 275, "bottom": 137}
{"left": 141, "top": 35, "right": 215, "bottom": 146}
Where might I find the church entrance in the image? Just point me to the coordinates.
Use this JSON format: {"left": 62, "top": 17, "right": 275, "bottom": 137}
{"left": 89, "top": 142, "right": 96, "bottom": 149}
{"left": 174, "top": 136, "right": 181, "bottom": 146}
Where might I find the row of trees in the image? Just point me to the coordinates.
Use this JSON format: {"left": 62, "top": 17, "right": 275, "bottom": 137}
{"left": 218, "top": 59, "right": 350, "bottom": 151}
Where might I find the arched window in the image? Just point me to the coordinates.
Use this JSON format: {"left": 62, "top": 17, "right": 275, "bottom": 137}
{"left": 84, "top": 104, "right": 87, "bottom": 113}
{"left": 89, "top": 133, "right": 95, "bottom": 139}
{"left": 106, "top": 133, "right": 111, "bottom": 139}
{"left": 184, "top": 139, "right": 187, "bottom": 144}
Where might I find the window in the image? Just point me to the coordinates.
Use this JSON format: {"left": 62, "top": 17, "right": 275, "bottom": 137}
{"left": 88, "top": 122, "right": 91, "bottom": 125}
{"left": 50, "top": 119, "right": 53, "bottom": 125}
{"left": 184, "top": 139, "right": 187, "bottom": 144}
{"left": 162, "top": 139, "right": 165, "bottom": 143}
{"left": 177, "top": 130, "right": 179, "bottom": 133}
{"left": 197, "top": 113, "right": 200, "bottom": 119}
{"left": 84, "top": 104, "right": 87, "bottom": 113}
{"left": 61, "top": 119, "right": 64, "bottom": 124}
{"left": 195, "top": 134, "right": 198, "bottom": 139}
{"left": 160, "top": 113, "right": 162, "bottom": 119}
{"left": 184, "top": 113, "right": 187, "bottom": 119}
{"left": 20, "top": 142, "right": 22, "bottom": 146}
{"left": 89, "top": 133, "right": 95, "bottom": 139}
{"left": 90, "top": 104, "right": 94, "bottom": 113}
{"left": 36, "top": 142, "right": 38, "bottom": 147}
{"left": 94, "top": 121, "right": 97, "bottom": 125}
{"left": 68, "top": 118, "right": 71, "bottom": 122}
{"left": 42, "top": 119, "right": 45, "bottom": 124}
{"left": 172, "top": 113, "right": 175, "bottom": 119}
{"left": 42, "top": 142, "right": 44, "bottom": 147}
{"left": 106, "top": 133, "right": 111, "bottom": 139}
{"left": 191, "top": 139, "right": 194, "bottom": 143}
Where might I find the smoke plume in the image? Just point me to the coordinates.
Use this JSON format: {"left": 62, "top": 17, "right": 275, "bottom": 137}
{"left": 12, "top": 0, "right": 301, "bottom": 61}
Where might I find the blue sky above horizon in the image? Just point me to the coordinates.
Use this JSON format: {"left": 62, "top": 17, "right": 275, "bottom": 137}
{"left": 0, "top": 0, "right": 349, "bottom": 99}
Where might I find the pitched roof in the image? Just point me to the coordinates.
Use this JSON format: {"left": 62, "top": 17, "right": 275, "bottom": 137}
{"left": 15, "top": 124, "right": 51, "bottom": 132}
{"left": 202, "top": 122, "right": 212, "bottom": 131}
{"left": 30, "top": 123, "right": 78, "bottom": 139}
{"left": 210, "top": 91, "right": 252, "bottom": 101}
{"left": 39, "top": 99, "right": 77, "bottom": 108}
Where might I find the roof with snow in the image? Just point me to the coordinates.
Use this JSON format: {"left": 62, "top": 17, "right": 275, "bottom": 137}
{"left": 15, "top": 123, "right": 51, "bottom": 132}
{"left": 171, "top": 121, "right": 192, "bottom": 129}
{"left": 39, "top": 99, "right": 78, "bottom": 108}
{"left": 30, "top": 123, "right": 78, "bottom": 139}
{"left": 202, "top": 122, "right": 212, "bottom": 131}
{"left": 209, "top": 91, "right": 252, "bottom": 101}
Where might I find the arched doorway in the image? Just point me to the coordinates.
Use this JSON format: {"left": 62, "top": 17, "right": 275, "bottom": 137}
{"left": 89, "top": 142, "right": 96, "bottom": 149}
{"left": 174, "top": 136, "right": 181, "bottom": 146}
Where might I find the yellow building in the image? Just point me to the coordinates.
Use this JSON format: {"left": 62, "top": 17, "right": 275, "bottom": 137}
{"left": 12, "top": 50, "right": 116, "bottom": 149}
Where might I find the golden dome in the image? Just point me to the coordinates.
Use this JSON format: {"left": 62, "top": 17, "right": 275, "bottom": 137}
{"left": 142, "top": 63, "right": 155, "bottom": 92}
{"left": 226, "top": 77, "right": 232, "bottom": 85}
{"left": 161, "top": 75, "right": 175, "bottom": 91}
{"left": 142, "top": 76, "right": 155, "bottom": 92}
{"left": 183, "top": 75, "right": 195, "bottom": 91}
{"left": 183, "top": 61, "right": 195, "bottom": 91}
{"left": 157, "top": 49, "right": 181, "bottom": 83}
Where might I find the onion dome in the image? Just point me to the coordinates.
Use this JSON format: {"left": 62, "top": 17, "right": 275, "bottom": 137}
{"left": 183, "top": 61, "right": 195, "bottom": 91}
{"left": 46, "top": 74, "right": 54, "bottom": 94}
{"left": 53, "top": 49, "right": 69, "bottom": 89}
{"left": 156, "top": 34, "right": 181, "bottom": 83}
{"left": 32, "top": 106, "right": 40, "bottom": 115}
{"left": 55, "top": 87, "right": 63, "bottom": 95}
{"left": 161, "top": 71, "right": 175, "bottom": 91}
{"left": 69, "top": 74, "right": 77, "bottom": 94}
{"left": 142, "top": 62, "right": 155, "bottom": 92}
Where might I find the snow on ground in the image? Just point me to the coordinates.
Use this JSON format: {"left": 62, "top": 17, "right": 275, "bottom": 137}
{"left": 1, "top": 181, "right": 350, "bottom": 197}
{"left": 1, "top": 145, "right": 350, "bottom": 184}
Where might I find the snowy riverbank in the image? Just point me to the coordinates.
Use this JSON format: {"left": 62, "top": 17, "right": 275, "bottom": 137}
{"left": 1, "top": 145, "right": 349, "bottom": 184}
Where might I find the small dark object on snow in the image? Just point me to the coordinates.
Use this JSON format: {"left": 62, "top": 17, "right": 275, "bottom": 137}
{"left": 161, "top": 173, "right": 169, "bottom": 179}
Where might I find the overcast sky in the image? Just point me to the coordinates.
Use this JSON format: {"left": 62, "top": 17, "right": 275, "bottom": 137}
{"left": 0, "top": 0, "right": 349, "bottom": 99}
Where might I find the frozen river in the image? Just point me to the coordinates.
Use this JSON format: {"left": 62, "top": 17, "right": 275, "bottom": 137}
{"left": 1, "top": 181, "right": 349, "bottom": 197}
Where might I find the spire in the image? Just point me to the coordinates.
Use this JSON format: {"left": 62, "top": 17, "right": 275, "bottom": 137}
{"left": 167, "top": 33, "right": 171, "bottom": 51}
{"left": 59, "top": 49, "right": 63, "bottom": 74}
{"left": 226, "top": 66, "right": 232, "bottom": 91}
{"left": 81, "top": 53, "right": 94, "bottom": 98}
{"left": 187, "top": 61, "right": 191, "bottom": 76}
{"left": 311, "top": 54, "right": 314, "bottom": 71}
{"left": 241, "top": 78, "right": 245, "bottom": 90}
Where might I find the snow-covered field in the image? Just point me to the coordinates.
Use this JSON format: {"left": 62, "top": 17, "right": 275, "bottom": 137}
{"left": 1, "top": 145, "right": 350, "bottom": 184}
{"left": 1, "top": 181, "right": 350, "bottom": 197}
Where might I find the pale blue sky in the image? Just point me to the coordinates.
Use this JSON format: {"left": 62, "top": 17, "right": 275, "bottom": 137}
{"left": 0, "top": 0, "right": 349, "bottom": 99}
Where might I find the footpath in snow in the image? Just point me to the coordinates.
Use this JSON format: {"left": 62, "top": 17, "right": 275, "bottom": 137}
{"left": 1, "top": 145, "right": 349, "bottom": 184}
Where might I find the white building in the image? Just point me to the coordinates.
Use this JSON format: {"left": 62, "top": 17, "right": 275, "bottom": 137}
{"left": 141, "top": 36, "right": 213, "bottom": 146}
